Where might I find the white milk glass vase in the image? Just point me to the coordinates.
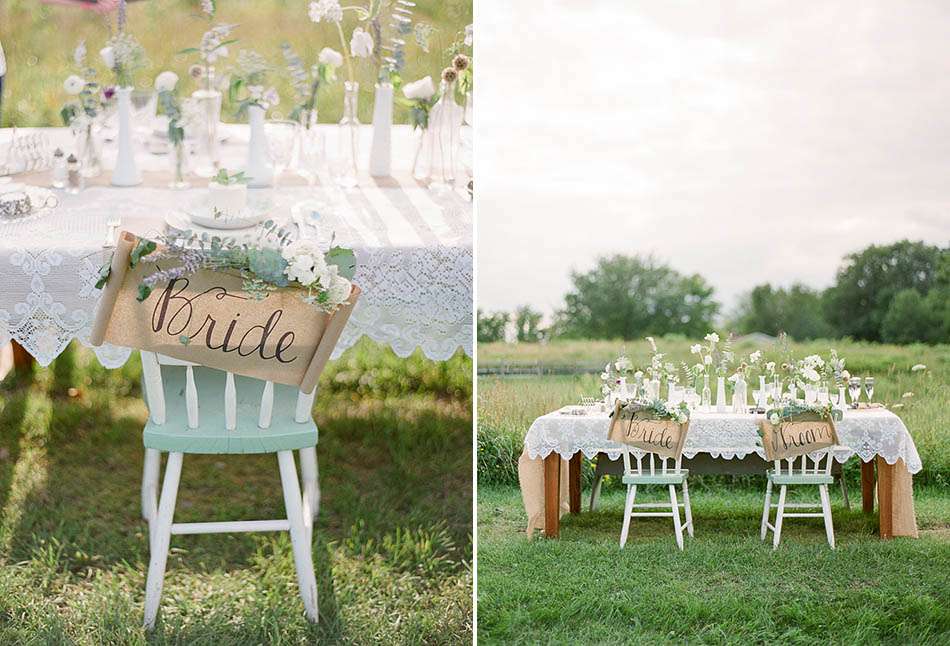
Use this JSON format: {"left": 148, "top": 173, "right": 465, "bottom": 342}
{"left": 336, "top": 81, "right": 360, "bottom": 188}
{"left": 192, "top": 66, "right": 222, "bottom": 177}
{"left": 245, "top": 104, "right": 273, "bottom": 188}
{"left": 111, "top": 87, "right": 142, "bottom": 186}
{"left": 716, "top": 376, "right": 727, "bottom": 412}
{"left": 369, "top": 81, "right": 393, "bottom": 177}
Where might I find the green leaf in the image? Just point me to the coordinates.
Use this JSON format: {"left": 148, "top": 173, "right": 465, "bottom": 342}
{"left": 130, "top": 239, "right": 157, "bottom": 267}
{"left": 179, "top": 335, "right": 191, "bottom": 346}
{"left": 177, "top": 47, "right": 200, "bottom": 55}
{"left": 136, "top": 284, "right": 153, "bottom": 302}
{"left": 326, "top": 246, "right": 357, "bottom": 280}
{"left": 94, "top": 262, "right": 112, "bottom": 290}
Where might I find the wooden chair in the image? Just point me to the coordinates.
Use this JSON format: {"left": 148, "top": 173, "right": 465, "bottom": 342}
{"left": 138, "top": 351, "right": 322, "bottom": 629}
{"left": 760, "top": 449, "right": 836, "bottom": 549}
{"left": 619, "top": 448, "right": 693, "bottom": 550}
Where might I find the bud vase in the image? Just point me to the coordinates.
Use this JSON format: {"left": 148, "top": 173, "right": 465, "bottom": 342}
{"left": 168, "top": 140, "right": 190, "bottom": 189}
{"left": 732, "top": 376, "right": 748, "bottom": 413}
{"left": 111, "top": 87, "right": 141, "bottom": 186}
{"left": 702, "top": 374, "right": 712, "bottom": 412}
{"left": 336, "top": 81, "right": 360, "bottom": 188}
{"left": 71, "top": 118, "right": 103, "bottom": 178}
{"left": 192, "top": 67, "right": 222, "bottom": 177}
{"left": 245, "top": 105, "right": 273, "bottom": 188}
{"left": 369, "top": 82, "right": 393, "bottom": 177}
{"left": 414, "top": 80, "right": 464, "bottom": 188}
{"left": 716, "top": 376, "right": 727, "bottom": 412}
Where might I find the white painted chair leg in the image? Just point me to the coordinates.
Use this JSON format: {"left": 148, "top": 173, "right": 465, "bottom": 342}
{"left": 681, "top": 479, "right": 694, "bottom": 538}
{"left": 619, "top": 485, "right": 636, "bottom": 548}
{"left": 300, "top": 446, "right": 319, "bottom": 521}
{"left": 278, "top": 450, "right": 318, "bottom": 622}
{"left": 772, "top": 485, "right": 787, "bottom": 550}
{"left": 670, "top": 485, "right": 684, "bottom": 550}
{"left": 141, "top": 448, "right": 161, "bottom": 523}
{"left": 144, "top": 451, "right": 183, "bottom": 630}
{"left": 820, "top": 484, "right": 836, "bottom": 549}
{"left": 839, "top": 475, "right": 850, "bottom": 511}
{"left": 760, "top": 479, "right": 773, "bottom": 541}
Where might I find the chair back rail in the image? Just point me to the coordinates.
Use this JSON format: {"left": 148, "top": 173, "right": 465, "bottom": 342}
{"left": 773, "top": 449, "right": 834, "bottom": 477}
{"left": 622, "top": 445, "right": 684, "bottom": 476}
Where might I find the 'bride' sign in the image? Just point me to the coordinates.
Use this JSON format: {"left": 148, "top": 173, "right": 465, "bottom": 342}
{"left": 759, "top": 413, "right": 839, "bottom": 461}
{"left": 90, "top": 232, "right": 360, "bottom": 393}
{"left": 607, "top": 401, "right": 689, "bottom": 460}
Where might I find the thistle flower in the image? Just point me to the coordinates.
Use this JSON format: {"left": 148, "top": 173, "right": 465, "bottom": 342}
{"left": 452, "top": 54, "right": 470, "bottom": 71}
{"left": 441, "top": 67, "right": 458, "bottom": 83}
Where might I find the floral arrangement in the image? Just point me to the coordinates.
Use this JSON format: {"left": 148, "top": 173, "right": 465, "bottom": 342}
{"left": 308, "top": 0, "right": 378, "bottom": 84}
{"left": 600, "top": 350, "right": 634, "bottom": 398}
{"left": 96, "top": 224, "right": 356, "bottom": 314}
{"left": 618, "top": 399, "right": 690, "bottom": 424}
{"left": 228, "top": 50, "right": 279, "bottom": 116}
{"left": 645, "top": 336, "right": 665, "bottom": 382}
{"left": 100, "top": 32, "right": 146, "bottom": 88}
{"left": 179, "top": 3, "right": 238, "bottom": 91}
{"left": 61, "top": 41, "right": 114, "bottom": 127}
{"left": 398, "top": 76, "right": 438, "bottom": 130}
{"left": 765, "top": 401, "right": 843, "bottom": 425}
{"left": 822, "top": 348, "right": 849, "bottom": 386}
{"left": 729, "top": 349, "right": 761, "bottom": 384}
{"left": 370, "top": 0, "right": 414, "bottom": 81}
{"left": 154, "top": 72, "right": 184, "bottom": 145}
{"left": 281, "top": 43, "right": 342, "bottom": 125}
{"left": 691, "top": 331, "right": 733, "bottom": 377}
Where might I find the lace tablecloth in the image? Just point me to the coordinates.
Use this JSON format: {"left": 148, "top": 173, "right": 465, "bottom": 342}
{"left": 524, "top": 408, "right": 923, "bottom": 473}
{"left": 0, "top": 126, "right": 472, "bottom": 367}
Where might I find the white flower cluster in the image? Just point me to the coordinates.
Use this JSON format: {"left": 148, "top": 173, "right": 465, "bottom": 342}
{"left": 309, "top": 0, "right": 342, "bottom": 24}
{"left": 154, "top": 71, "right": 179, "bottom": 93}
{"left": 281, "top": 240, "right": 352, "bottom": 311}
{"left": 63, "top": 75, "right": 85, "bottom": 95}
{"left": 200, "top": 24, "right": 235, "bottom": 64}
{"left": 318, "top": 47, "right": 344, "bottom": 68}
{"left": 247, "top": 85, "right": 280, "bottom": 109}
{"left": 403, "top": 76, "right": 435, "bottom": 100}
{"left": 350, "top": 27, "right": 374, "bottom": 58}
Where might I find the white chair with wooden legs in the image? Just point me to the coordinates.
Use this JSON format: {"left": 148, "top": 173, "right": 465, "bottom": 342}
{"left": 138, "top": 351, "right": 322, "bottom": 629}
{"left": 760, "top": 449, "right": 837, "bottom": 550}
{"left": 619, "top": 448, "right": 693, "bottom": 550}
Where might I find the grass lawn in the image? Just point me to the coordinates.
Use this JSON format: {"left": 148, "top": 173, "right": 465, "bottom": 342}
{"left": 0, "top": 341, "right": 472, "bottom": 644}
{"left": 478, "top": 484, "right": 950, "bottom": 644}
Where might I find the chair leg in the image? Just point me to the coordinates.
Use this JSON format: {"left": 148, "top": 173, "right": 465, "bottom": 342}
{"left": 839, "top": 474, "right": 850, "bottom": 511}
{"left": 589, "top": 472, "right": 604, "bottom": 512}
{"left": 681, "top": 479, "right": 694, "bottom": 538}
{"left": 619, "top": 484, "right": 636, "bottom": 548}
{"left": 819, "top": 484, "right": 836, "bottom": 549}
{"left": 772, "top": 485, "right": 787, "bottom": 550}
{"left": 141, "top": 448, "right": 161, "bottom": 523}
{"left": 278, "top": 450, "right": 319, "bottom": 622}
{"left": 299, "top": 446, "right": 319, "bottom": 544}
{"left": 143, "top": 451, "right": 183, "bottom": 630}
{"left": 760, "top": 479, "right": 773, "bottom": 541}
{"left": 670, "top": 485, "right": 684, "bottom": 550}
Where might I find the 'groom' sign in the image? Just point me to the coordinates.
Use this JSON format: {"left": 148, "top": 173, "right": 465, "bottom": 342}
{"left": 759, "top": 413, "right": 839, "bottom": 461}
{"left": 607, "top": 401, "right": 689, "bottom": 460}
{"left": 90, "top": 232, "right": 360, "bottom": 393}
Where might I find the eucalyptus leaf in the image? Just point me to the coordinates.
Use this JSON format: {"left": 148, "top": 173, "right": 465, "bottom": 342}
{"left": 326, "top": 246, "right": 357, "bottom": 280}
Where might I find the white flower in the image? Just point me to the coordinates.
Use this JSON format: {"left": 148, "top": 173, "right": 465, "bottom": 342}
{"left": 646, "top": 336, "right": 657, "bottom": 352}
{"left": 464, "top": 24, "right": 473, "bottom": 47}
{"left": 633, "top": 370, "right": 644, "bottom": 381}
{"left": 690, "top": 344, "right": 702, "bottom": 354}
{"left": 309, "top": 0, "right": 342, "bottom": 23}
{"left": 615, "top": 356, "right": 632, "bottom": 372}
{"left": 677, "top": 412, "right": 688, "bottom": 423}
{"left": 73, "top": 41, "right": 87, "bottom": 66}
{"left": 350, "top": 27, "right": 374, "bottom": 58}
{"left": 207, "top": 45, "right": 228, "bottom": 63}
{"left": 282, "top": 240, "right": 330, "bottom": 286}
{"left": 63, "top": 75, "right": 85, "bottom": 95}
{"left": 694, "top": 363, "right": 705, "bottom": 374}
{"left": 704, "top": 332, "right": 719, "bottom": 344}
{"left": 902, "top": 392, "right": 914, "bottom": 398}
{"left": 318, "top": 47, "right": 343, "bottom": 68}
{"left": 769, "top": 413, "right": 780, "bottom": 425}
{"left": 841, "top": 369, "right": 851, "bottom": 381}
{"left": 801, "top": 367, "right": 820, "bottom": 383}
{"left": 749, "top": 350, "right": 762, "bottom": 364}
{"left": 600, "top": 372, "right": 609, "bottom": 381}
{"left": 247, "top": 85, "right": 264, "bottom": 100}
{"left": 201, "top": 0, "right": 215, "bottom": 16}
{"left": 326, "top": 272, "right": 352, "bottom": 308}
{"left": 154, "top": 71, "right": 179, "bottom": 92}
{"left": 99, "top": 46, "right": 116, "bottom": 70}
{"left": 911, "top": 364, "right": 927, "bottom": 372}
{"left": 402, "top": 75, "right": 436, "bottom": 100}
{"left": 728, "top": 373, "right": 739, "bottom": 382}
{"left": 704, "top": 355, "right": 713, "bottom": 365}
{"left": 765, "top": 361, "right": 776, "bottom": 373}
{"left": 803, "top": 354, "right": 824, "bottom": 369}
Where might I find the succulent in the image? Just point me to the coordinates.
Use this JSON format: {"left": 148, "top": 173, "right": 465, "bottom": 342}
{"left": 247, "top": 248, "right": 289, "bottom": 287}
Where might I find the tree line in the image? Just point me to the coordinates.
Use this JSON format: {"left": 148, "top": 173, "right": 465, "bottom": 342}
{"left": 478, "top": 240, "right": 949, "bottom": 345}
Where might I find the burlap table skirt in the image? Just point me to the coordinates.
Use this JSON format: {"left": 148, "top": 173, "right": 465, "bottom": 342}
{"left": 519, "top": 451, "right": 919, "bottom": 538}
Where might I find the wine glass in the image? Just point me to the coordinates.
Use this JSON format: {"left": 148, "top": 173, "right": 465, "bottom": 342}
{"left": 848, "top": 377, "right": 862, "bottom": 408}
{"left": 829, "top": 389, "right": 840, "bottom": 408}
{"left": 817, "top": 385, "right": 829, "bottom": 405}
{"left": 130, "top": 89, "right": 158, "bottom": 137}
{"left": 264, "top": 120, "right": 296, "bottom": 186}
{"left": 864, "top": 377, "right": 875, "bottom": 404}
{"left": 297, "top": 128, "right": 326, "bottom": 187}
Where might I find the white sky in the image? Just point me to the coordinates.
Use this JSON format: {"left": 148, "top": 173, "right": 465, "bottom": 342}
{"left": 476, "top": 0, "right": 950, "bottom": 319}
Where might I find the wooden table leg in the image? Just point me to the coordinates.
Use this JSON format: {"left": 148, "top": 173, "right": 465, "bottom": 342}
{"left": 861, "top": 460, "right": 875, "bottom": 513}
{"left": 569, "top": 453, "right": 582, "bottom": 514}
{"left": 11, "top": 341, "right": 34, "bottom": 371}
{"left": 877, "top": 457, "right": 894, "bottom": 539}
{"left": 543, "top": 453, "right": 561, "bottom": 539}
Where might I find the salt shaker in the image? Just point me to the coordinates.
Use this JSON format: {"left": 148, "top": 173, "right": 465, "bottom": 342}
{"left": 51, "top": 148, "right": 67, "bottom": 189}
{"left": 66, "top": 154, "right": 84, "bottom": 195}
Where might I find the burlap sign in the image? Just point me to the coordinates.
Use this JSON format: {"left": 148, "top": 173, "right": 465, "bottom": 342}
{"left": 759, "top": 411, "right": 839, "bottom": 461}
{"left": 607, "top": 401, "right": 689, "bottom": 460}
{"left": 90, "top": 232, "right": 360, "bottom": 393}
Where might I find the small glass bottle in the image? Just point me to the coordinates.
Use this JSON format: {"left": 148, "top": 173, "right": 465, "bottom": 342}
{"left": 701, "top": 374, "right": 712, "bottom": 411}
{"left": 66, "top": 154, "right": 84, "bottom": 194}
{"left": 51, "top": 148, "right": 67, "bottom": 189}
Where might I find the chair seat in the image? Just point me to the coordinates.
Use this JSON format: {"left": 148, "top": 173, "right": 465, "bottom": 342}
{"left": 143, "top": 366, "right": 317, "bottom": 454}
{"left": 622, "top": 469, "right": 688, "bottom": 485}
{"left": 767, "top": 471, "right": 833, "bottom": 485}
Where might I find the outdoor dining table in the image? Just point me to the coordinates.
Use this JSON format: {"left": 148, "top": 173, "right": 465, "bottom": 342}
{"left": 520, "top": 406, "right": 922, "bottom": 540}
{"left": 0, "top": 125, "right": 472, "bottom": 369}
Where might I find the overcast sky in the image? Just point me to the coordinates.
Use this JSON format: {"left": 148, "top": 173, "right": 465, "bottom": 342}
{"left": 476, "top": 0, "right": 950, "bottom": 319}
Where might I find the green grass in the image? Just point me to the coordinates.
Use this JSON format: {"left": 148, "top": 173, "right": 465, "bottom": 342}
{"left": 0, "top": 340, "right": 472, "bottom": 644}
{"left": 478, "top": 484, "right": 950, "bottom": 644}
{"left": 0, "top": 0, "right": 472, "bottom": 128}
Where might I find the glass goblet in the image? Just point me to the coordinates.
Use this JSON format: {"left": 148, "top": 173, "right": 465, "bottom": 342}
{"left": 848, "top": 377, "right": 862, "bottom": 408}
{"left": 864, "top": 377, "right": 875, "bottom": 404}
{"left": 264, "top": 120, "right": 296, "bottom": 187}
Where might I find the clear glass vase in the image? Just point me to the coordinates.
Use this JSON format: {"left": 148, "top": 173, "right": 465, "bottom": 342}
{"left": 732, "top": 376, "right": 748, "bottom": 413}
{"left": 415, "top": 80, "right": 464, "bottom": 190}
{"left": 701, "top": 374, "right": 712, "bottom": 412}
{"left": 335, "top": 81, "right": 360, "bottom": 189}
{"left": 192, "top": 66, "right": 222, "bottom": 178}
{"left": 716, "top": 376, "right": 727, "bottom": 412}
{"left": 71, "top": 118, "right": 103, "bottom": 178}
{"left": 168, "top": 140, "right": 190, "bottom": 189}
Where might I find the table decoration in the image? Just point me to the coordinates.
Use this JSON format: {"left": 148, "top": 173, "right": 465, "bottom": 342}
{"left": 101, "top": 24, "right": 146, "bottom": 187}
{"left": 61, "top": 41, "right": 111, "bottom": 178}
{"left": 179, "top": 3, "right": 237, "bottom": 177}
{"left": 692, "top": 332, "right": 734, "bottom": 411}
{"left": 229, "top": 50, "right": 280, "bottom": 188}
{"left": 280, "top": 44, "right": 340, "bottom": 178}
{"left": 416, "top": 67, "right": 464, "bottom": 189}
{"left": 608, "top": 399, "right": 691, "bottom": 460}
{"left": 154, "top": 71, "right": 189, "bottom": 189}
{"left": 401, "top": 75, "right": 438, "bottom": 177}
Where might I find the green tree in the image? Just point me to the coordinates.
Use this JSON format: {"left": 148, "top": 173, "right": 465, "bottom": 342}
{"left": 732, "top": 283, "right": 833, "bottom": 340}
{"left": 554, "top": 255, "right": 719, "bottom": 339}
{"left": 513, "top": 305, "right": 544, "bottom": 343}
{"left": 824, "top": 240, "right": 946, "bottom": 342}
{"left": 881, "top": 289, "right": 942, "bottom": 344}
{"left": 477, "top": 309, "right": 509, "bottom": 343}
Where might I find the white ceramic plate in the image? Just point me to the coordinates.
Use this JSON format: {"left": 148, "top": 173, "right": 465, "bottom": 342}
{"left": 178, "top": 194, "right": 276, "bottom": 230}
{"left": 164, "top": 211, "right": 261, "bottom": 242}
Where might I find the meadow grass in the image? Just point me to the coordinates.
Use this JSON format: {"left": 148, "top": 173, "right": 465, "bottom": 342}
{"left": 0, "top": 340, "right": 472, "bottom": 644}
{"left": 0, "top": 0, "right": 472, "bottom": 128}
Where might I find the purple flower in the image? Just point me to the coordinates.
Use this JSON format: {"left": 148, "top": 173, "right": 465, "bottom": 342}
{"left": 102, "top": 86, "right": 116, "bottom": 101}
